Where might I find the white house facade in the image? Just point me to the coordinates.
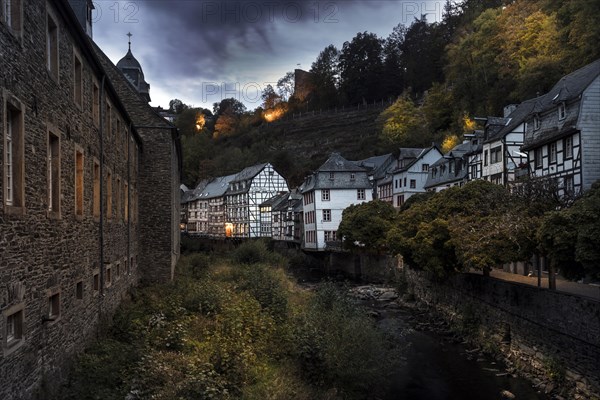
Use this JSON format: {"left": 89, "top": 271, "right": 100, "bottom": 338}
{"left": 392, "top": 146, "right": 443, "bottom": 207}
{"left": 301, "top": 153, "right": 373, "bottom": 251}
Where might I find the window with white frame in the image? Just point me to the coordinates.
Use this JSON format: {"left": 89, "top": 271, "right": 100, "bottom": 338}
{"left": 321, "top": 189, "right": 330, "bottom": 201}
{"left": 549, "top": 142, "right": 557, "bottom": 164}
{"left": 491, "top": 146, "right": 502, "bottom": 164}
{"left": 357, "top": 189, "right": 365, "bottom": 200}
{"left": 322, "top": 209, "right": 331, "bottom": 222}
{"left": 563, "top": 136, "right": 573, "bottom": 159}
{"left": 534, "top": 147, "right": 543, "bottom": 168}
{"left": 4, "top": 98, "right": 24, "bottom": 209}
{"left": 422, "top": 164, "right": 429, "bottom": 172}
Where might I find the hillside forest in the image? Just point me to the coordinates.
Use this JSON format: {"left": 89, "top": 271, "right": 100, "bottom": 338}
{"left": 172, "top": 0, "right": 600, "bottom": 188}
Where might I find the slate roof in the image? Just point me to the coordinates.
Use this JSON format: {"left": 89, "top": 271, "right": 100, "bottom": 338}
{"left": 231, "top": 163, "right": 268, "bottom": 183}
{"left": 393, "top": 146, "right": 440, "bottom": 173}
{"left": 302, "top": 153, "right": 372, "bottom": 192}
{"left": 424, "top": 140, "right": 478, "bottom": 189}
{"left": 484, "top": 98, "right": 538, "bottom": 144}
{"left": 318, "top": 153, "right": 367, "bottom": 172}
{"left": 202, "top": 174, "right": 237, "bottom": 199}
{"left": 260, "top": 192, "right": 290, "bottom": 209}
{"left": 534, "top": 59, "right": 600, "bottom": 114}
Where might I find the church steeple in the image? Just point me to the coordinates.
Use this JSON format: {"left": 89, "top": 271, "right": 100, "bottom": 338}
{"left": 116, "top": 32, "right": 151, "bottom": 103}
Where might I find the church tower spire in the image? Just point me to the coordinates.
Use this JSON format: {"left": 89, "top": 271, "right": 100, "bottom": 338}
{"left": 116, "top": 32, "right": 151, "bottom": 103}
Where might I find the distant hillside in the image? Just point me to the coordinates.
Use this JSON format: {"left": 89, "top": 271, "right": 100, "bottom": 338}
{"left": 224, "top": 106, "right": 390, "bottom": 186}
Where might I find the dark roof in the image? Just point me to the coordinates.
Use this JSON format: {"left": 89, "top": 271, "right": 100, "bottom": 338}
{"left": 485, "top": 98, "right": 538, "bottom": 143}
{"left": 202, "top": 174, "right": 237, "bottom": 199}
{"left": 231, "top": 163, "right": 268, "bottom": 183}
{"left": 393, "top": 146, "right": 442, "bottom": 173}
{"left": 117, "top": 49, "right": 142, "bottom": 70}
{"left": 535, "top": 59, "right": 600, "bottom": 114}
{"left": 318, "top": 153, "right": 367, "bottom": 172}
{"left": 425, "top": 140, "right": 477, "bottom": 189}
{"left": 260, "top": 192, "right": 290, "bottom": 209}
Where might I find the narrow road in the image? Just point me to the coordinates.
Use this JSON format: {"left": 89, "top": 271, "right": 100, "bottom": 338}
{"left": 470, "top": 269, "right": 600, "bottom": 301}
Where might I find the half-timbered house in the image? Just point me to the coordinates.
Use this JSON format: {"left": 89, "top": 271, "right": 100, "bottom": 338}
{"left": 522, "top": 59, "right": 600, "bottom": 197}
{"left": 226, "top": 163, "right": 288, "bottom": 238}
{"left": 391, "top": 146, "right": 443, "bottom": 207}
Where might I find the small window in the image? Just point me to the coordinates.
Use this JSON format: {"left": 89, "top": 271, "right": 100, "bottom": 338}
{"left": 410, "top": 180, "right": 416, "bottom": 189}
{"left": 422, "top": 164, "right": 429, "bottom": 172}
{"left": 93, "top": 273, "right": 99, "bottom": 292}
{"left": 533, "top": 115, "right": 540, "bottom": 130}
{"left": 357, "top": 189, "right": 365, "bottom": 200}
{"left": 4, "top": 305, "right": 24, "bottom": 354}
{"left": 46, "top": 11, "right": 59, "bottom": 80}
{"left": 48, "top": 293, "right": 60, "bottom": 320}
{"left": 350, "top": 173, "right": 355, "bottom": 180}
{"left": 92, "top": 81, "right": 100, "bottom": 126}
{"left": 534, "top": 148, "right": 543, "bottom": 169}
{"left": 321, "top": 189, "right": 330, "bottom": 201}
{"left": 76, "top": 281, "right": 83, "bottom": 299}
{"left": 75, "top": 148, "right": 84, "bottom": 217}
{"left": 105, "top": 101, "right": 112, "bottom": 139}
{"left": 3, "top": 98, "right": 25, "bottom": 210}
{"left": 93, "top": 159, "right": 100, "bottom": 218}
{"left": 491, "top": 146, "right": 502, "bottom": 164}
{"left": 106, "top": 266, "right": 112, "bottom": 287}
{"left": 558, "top": 103, "right": 566, "bottom": 120}
{"left": 549, "top": 142, "right": 557, "bottom": 164}
{"left": 106, "top": 170, "right": 112, "bottom": 219}
{"left": 322, "top": 209, "right": 331, "bottom": 222}
{"left": 2, "top": 0, "right": 22, "bottom": 34}
{"left": 564, "top": 175, "right": 574, "bottom": 194}
{"left": 329, "top": 172, "right": 334, "bottom": 180}
{"left": 48, "top": 131, "right": 61, "bottom": 216}
{"left": 483, "top": 150, "right": 489, "bottom": 166}
{"left": 563, "top": 136, "right": 573, "bottom": 160}
{"left": 73, "top": 52, "right": 83, "bottom": 107}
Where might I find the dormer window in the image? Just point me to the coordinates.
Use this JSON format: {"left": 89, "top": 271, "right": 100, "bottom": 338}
{"left": 350, "top": 173, "right": 355, "bottom": 180}
{"left": 329, "top": 172, "right": 334, "bottom": 180}
{"left": 533, "top": 115, "right": 540, "bottom": 130}
{"left": 558, "top": 103, "right": 566, "bottom": 120}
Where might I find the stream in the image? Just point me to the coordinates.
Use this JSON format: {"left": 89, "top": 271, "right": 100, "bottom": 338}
{"left": 349, "top": 284, "right": 547, "bottom": 400}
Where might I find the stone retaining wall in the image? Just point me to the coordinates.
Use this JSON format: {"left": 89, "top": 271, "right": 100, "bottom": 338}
{"left": 405, "top": 268, "right": 600, "bottom": 399}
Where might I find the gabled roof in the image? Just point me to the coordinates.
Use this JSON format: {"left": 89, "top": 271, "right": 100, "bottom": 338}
{"left": 484, "top": 98, "right": 537, "bottom": 144}
{"left": 260, "top": 192, "right": 290, "bottom": 209}
{"left": 202, "top": 174, "right": 237, "bottom": 199}
{"left": 535, "top": 59, "right": 600, "bottom": 114}
{"left": 394, "top": 145, "right": 442, "bottom": 173}
{"left": 231, "top": 163, "right": 268, "bottom": 183}
{"left": 318, "top": 153, "right": 367, "bottom": 172}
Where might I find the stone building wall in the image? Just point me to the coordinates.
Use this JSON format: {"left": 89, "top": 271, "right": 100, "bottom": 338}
{"left": 0, "top": 1, "right": 142, "bottom": 398}
{"left": 405, "top": 269, "right": 600, "bottom": 399}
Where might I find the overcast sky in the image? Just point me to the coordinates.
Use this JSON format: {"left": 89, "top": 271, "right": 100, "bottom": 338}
{"left": 92, "top": 0, "right": 444, "bottom": 110}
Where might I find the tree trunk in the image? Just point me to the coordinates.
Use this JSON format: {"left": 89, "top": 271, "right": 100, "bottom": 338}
{"left": 547, "top": 256, "right": 557, "bottom": 290}
{"left": 483, "top": 266, "right": 491, "bottom": 277}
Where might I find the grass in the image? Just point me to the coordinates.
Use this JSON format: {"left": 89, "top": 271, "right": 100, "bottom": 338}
{"left": 56, "top": 250, "right": 399, "bottom": 400}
